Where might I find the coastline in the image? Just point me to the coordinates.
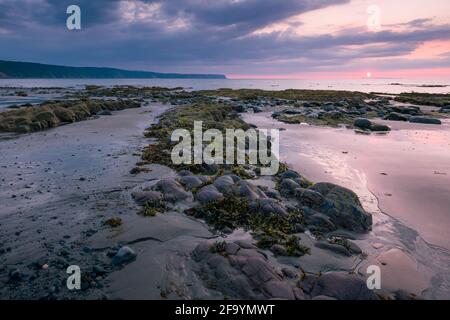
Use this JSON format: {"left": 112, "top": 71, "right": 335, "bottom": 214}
{"left": 0, "top": 86, "right": 449, "bottom": 299}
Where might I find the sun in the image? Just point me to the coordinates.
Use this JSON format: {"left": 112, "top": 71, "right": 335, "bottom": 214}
{"left": 366, "top": 72, "right": 372, "bottom": 78}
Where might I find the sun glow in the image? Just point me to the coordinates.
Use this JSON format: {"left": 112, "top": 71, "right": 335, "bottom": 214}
{"left": 366, "top": 72, "right": 372, "bottom": 78}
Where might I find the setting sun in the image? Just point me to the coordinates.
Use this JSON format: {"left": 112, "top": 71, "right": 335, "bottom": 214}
{"left": 366, "top": 72, "right": 372, "bottom": 78}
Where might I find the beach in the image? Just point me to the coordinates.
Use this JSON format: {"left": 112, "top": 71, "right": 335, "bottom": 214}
{"left": 0, "top": 84, "right": 449, "bottom": 300}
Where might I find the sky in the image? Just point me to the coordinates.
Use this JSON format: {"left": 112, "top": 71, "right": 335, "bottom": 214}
{"left": 0, "top": 0, "right": 449, "bottom": 79}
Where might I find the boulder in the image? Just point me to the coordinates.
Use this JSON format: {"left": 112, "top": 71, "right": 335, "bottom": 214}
{"left": 306, "top": 183, "right": 372, "bottom": 232}
{"left": 111, "top": 246, "right": 137, "bottom": 266}
{"left": 213, "top": 175, "right": 236, "bottom": 195}
{"left": 153, "top": 178, "right": 192, "bottom": 202}
{"left": 311, "top": 272, "right": 378, "bottom": 300}
{"left": 409, "top": 116, "right": 441, "bottom": 125}
{"left": 353, "top": 118, "right": 372, "bottom": 130}
{"left": 178, "top": 175, "right": 207, "bottom": 190}
{"left": 131, "top": 190, "right": 163, "bottom": 205}
{"left": 195, "top": 185, "right": 224, "bottom": 204}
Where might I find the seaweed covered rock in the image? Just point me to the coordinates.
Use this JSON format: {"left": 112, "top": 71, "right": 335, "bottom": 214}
{"left": 131, "top": 190, "right": 164, "bottom": 206}
{"left": 0, "top": 99, "right": 140, "bottom": 133}
{"left": 153, "top": 178, "right": 193, "bottom": 202}
{"left": 195, "top": 185, "right": 224, "bottom": 204}
{"left": 299, "top": 183, "right": 372, "bottom": 232}
{"left": 191, "top": 241, "right": 304, "bottom": 300}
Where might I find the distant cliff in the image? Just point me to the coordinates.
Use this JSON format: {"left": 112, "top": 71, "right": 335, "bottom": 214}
{"left": 0, "top": 60, "right": 227, "bottom": 79}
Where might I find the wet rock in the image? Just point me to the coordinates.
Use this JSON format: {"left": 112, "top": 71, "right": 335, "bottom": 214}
{"left": 235, "top": 180, "right": 267, "bottom": 201}
{"left": 131, "top": 190, "right": 163, "bottom": 205}
{"left": 307, "top": 183, "right": 372, "bottom": 232}
{"left": 178, "top": 170, "right": 193, "bottom": 176}
{"left": 295, "top": 188, "right": 325, "bottom": 207}
{"left": 253, "top": 198, "right": 288, "bottom": 216}
{"left": 153, "top": 178, "right": 192, "bottom": 202}
{"left": 353, "top": 118, "right": 372, "bottom": 130}
{"left": 178, "top": 175, "right": 207, "bottom": 190}
{"left": 271, "top": 244, "right": 288, "bottom": 256}
{"left": 384, "top": 112, "right": 408, "bottom": 121}
{"left": 96, "top": 110, "right": 112, "bottom": 116}
{"left": 279, "top": 170, "right": 300, "bottom": 180}
{"left": 264, "top": 280, "right": 295, "bottom": 299}
{"left": 195, "top": 185, "right": 224, "bottom": 204}
{"left": 314, "top": 241, "right": 351, "bottom": 256}
{"left": 279, "top": 178, "right": 301, "bottom": 196}
{"left": 370, "top": 123, "right": 391, "bottom": 132}
{"left": 311, "top": 272, "right": 378, "bottom": 300}
{"left": 111, "top": 246, "right": 137, "bottom": 266}
{"left": 213, "top": 175, "right": 236, "bottom": 195}
{"left": 409, "top": 116, "right": 441, "bottom": 125}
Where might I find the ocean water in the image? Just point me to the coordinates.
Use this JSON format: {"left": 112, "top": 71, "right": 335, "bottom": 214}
{"left": 0, "top": 78, "right": 449, "bottom": 94}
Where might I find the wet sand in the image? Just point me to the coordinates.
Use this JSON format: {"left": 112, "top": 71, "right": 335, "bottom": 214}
{"left": 243, "top": 112, "right": 450, "bottom": 298}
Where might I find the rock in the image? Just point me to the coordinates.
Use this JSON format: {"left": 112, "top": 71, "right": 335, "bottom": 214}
{"left": 235, "top": 240, "right": 257, "bottom": 249}
{"left": 384, "top": 112, "right": 408, "bottom": 121}
{"left": 178, "top": 170, "right": 193, "bottom": 176}
{"left": 111, "top": 246, "right": 137, "bottom": 266}
{"left": 195, "top": 185, "right": 224, "bottom": 204}
{"left": 153, "top": 178, "right": 192, "bottom": 202}
{"left": 353, "top": 118, "right": 372, "bottom": 130}
{"left": 264, "top": 280, "right": 295, "bottom": 299}
{"left": 409, "top": 116, "right": 441, "bottom": 125}
{"left": 265, "top": 188, "right": 281, "bottom": 199}
{"left": 213, "top": 175, "right": 236, "bottom": 195}
{"left": 253, "top": 198, "right": 288, "bottom": 216}
{"left": 311, "top": 272, "right": 378, "bottom": 300}
{"left": 279, "top": 170, "right": 300, "bottom": 180}
{"left": 307, "top": 183, "right": 372, "bottom": 232}
{"left": 282, "top": 268, "right": 297, "bottom": 279}
{"left": 314, "top": 241, "right": 351, "bottom": 256}
{"left": 279, "top": 178, "right": 301, "bottom": 196}
{"left": 370, "top": 123, "right": 391, "bottom": 132}
{"left": 192, "top": 242, "right": 210, "bottom": 262}
{"left": 131, "top": 190, "right": 163, "bottom": 205}
{"left": 178, "top": 175, "right": 207, "bottom": 190}
{"left": 96, "top": 110, "right": 112, "bottom": 116}
{"left": 235, "top": 180, "right": 267, "bottom": 201}
{"left": 270, "top": 244, "right": 288, "bottom": 256}
{"left": 295, "top": 188, "right": 326, "bottom": 207}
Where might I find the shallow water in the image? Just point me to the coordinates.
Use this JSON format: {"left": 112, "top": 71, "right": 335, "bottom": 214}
{"left": 243, "top": 111, "right": 450, "bottom": 298}
{"left": 0, "top": 78, "right": 449, "bottom": 96}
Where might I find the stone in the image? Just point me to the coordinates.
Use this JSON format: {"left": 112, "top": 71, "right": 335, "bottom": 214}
{"left": 195, "top": 185, "right": 224, "bottom": 204}
{"left": 311, "top": 272, "right": 378, "bottom": 300}
{"left": 235, "top": 180, "right": 267, "bottom": 201}
{"left": 279, "top": 170, "right": 300, "bottom": 180}
{"left": 178, "top": 175, "right": 207, "bottom": 190}
{"left": 384, "top": 112, "right": 408, "bottom": 121}
{"left": 111, "top": 246, "right": 137, "bottom": 266}
{"left": 153, "top": 178, "right": 192, "bottom": 202}
{"left": 370, "top": 123, "right": 391, "bottom": 132}
{"left": 353, "top": 118, "right": 372, "bottom": 130}
{"left": 279, "top": 178, "right": 301, "bottom": 196}
{"left": 307, "top": 182, "right": 372, "bottom": 232}
{"left": 264, "top": 280, "right": 295, "bottom": 299}
{"left": 131, "top": 190, "right": 163, "bottom": 205}
{"left": 271, "top": 244, "right": 288, "bottom": 256}
{"left": 409, "top": 116, "right": 441, "bottom": 125}
{"left": 213, "top": 175, "right": 236, "bottom": 195}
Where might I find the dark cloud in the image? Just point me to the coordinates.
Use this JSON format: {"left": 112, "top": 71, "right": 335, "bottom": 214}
{"left": 0, "top": 0, "right": 449, "bottom": 74}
